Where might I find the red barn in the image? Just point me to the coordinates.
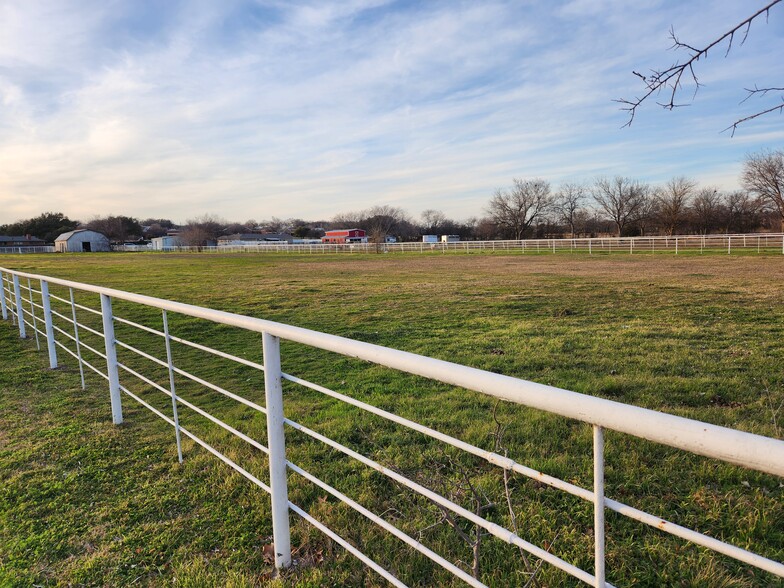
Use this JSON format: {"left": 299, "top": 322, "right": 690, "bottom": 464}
{"left": 321, "top": 229, "right": 368, "bottom": 244}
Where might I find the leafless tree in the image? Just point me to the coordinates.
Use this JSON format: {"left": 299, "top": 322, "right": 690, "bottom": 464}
{"left": 591, "top": 177, "right": 649, "bottom": 236}
{"left": 742, "top": 149, "right": 784, "bottom": 230}
{"left": 723, "top": 190, "right": 763, "bottom": 233}
{"left": 84, "top": 215, "right": 143, "bottom": 242}
{"left": 691, "top": 188, "right": 722, "bottom": 234}
{"left": 655, "top": 177, "right": 697, "bottom": 235}
{"left": 421, "top": 209, "right": 448, "bottom": 234}
{"left": 487, "top": 179, "right": 553, "bottom": 240}
{"left": 553, "top": 182, "right": 586, "bottom": 237}
{"left": 618, "top": 0, "right": 783, "bottom": 135}
{"left": 363, "top": 204, "right": 410, "bottom": 244}
{"left": 179, "top": 214, "right": 226, "bottom": 246}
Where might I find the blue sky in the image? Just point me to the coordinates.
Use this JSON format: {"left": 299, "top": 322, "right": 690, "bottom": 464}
{"left": 1, "top": 0, "right": 782, "bottom": 225}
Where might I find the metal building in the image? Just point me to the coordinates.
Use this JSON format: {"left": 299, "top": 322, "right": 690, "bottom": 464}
{"left": 54, "top": 229, "right": 111, "bottom": 253}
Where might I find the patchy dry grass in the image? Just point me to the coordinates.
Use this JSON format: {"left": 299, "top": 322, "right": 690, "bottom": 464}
{"left": 0, "top": 252, "right": 782, "bottom": 587}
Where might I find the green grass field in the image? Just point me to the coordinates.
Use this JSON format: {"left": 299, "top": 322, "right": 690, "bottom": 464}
{"left": 1, "top": 252, "right": 783, "bottom": 587}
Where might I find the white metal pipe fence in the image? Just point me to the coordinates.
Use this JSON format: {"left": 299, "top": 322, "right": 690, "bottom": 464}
{"left": 0, "top": 265, "right": 782, "bottom": 587}
{"left": 109, "top": 233, "right": 784, "bottom": 255}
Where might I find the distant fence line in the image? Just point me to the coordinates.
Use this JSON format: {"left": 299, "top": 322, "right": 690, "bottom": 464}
{"left": 0, "top": 246, "right": 55, "bottom": 254}
{"left": 3, "top": 234, "right": 784, "bottom": 256}
{"left": 117, "top": 233, "right": 784, "bottom": 255}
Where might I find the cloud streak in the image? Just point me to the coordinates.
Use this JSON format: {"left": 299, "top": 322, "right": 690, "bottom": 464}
{"left": 0, "top": 0, "right": 782, "bottom": 224}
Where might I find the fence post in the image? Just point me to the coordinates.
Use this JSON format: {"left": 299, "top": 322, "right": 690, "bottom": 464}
{"left": 12, "top": 274, "right": 26, "bottom": 338}
{"left": 263, "top": 331, "right": 292, "bottom": 569}
{"left": 100, "top": 294, "right": 123, "bottom": 424}
{"left": 675, "top": 238, "right": 678, "bottom": 255}
{"left": 594, "top": 425, "right": 606, "bottom": 588}
{"left": 40, "top": 281, "right": 57, "bottom": 368}
{"left": 0, "top": 271, "right": 7, "bottom": 321}
{"left": 728, "top": 236, "right": 732, "bottom": 255}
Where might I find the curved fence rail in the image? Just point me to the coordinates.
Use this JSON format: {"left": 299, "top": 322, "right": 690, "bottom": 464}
{"left": 1, "top": 265, "right": 782, "bottom": 587}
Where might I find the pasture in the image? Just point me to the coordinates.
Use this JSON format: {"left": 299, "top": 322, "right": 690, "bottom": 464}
{"left": 1, "top": 252, "right": 783, "bottom": 587}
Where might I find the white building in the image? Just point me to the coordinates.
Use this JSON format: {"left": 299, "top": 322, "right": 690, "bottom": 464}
{"left": 151, "top": 236, "right": 181, "bottom": 250}
{"left": 54, "top": 229, "right": 111, "bottom": 253}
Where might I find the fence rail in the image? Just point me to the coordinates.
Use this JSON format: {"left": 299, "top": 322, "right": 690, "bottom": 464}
{"left": 1, "top": 265, "right": 782, "bottom": 586}
{"left": 114, "top": 233, "right": 784, "bottom": 255}
{"left": 0, "top": 246, "right": 55, "bottom": 254}
{"left": 3, "top": 235, "right": 784, "bottom": 256}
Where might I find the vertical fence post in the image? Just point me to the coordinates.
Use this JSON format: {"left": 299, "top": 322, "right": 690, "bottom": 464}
{"left": 100, "top": 294, "right": 123, "bottom": 425}
{"left": 27, "top": 279, "right": 41, "bottom": 351}
{"left": 262, "top": 331, "right": 291, "bottom": 569}
{"left": 69, "top": 288, "right": 86, "bottom": 390}
{"left": 40, "top": 281, "right": 57, "bottom": 368}
{"left": 0, "top": 271, "right": 7, "bottom": 321}
{"left": 675, "top": 238, "right": 678, "bottom": 255}
{"left": 728, "top": 236, "right": 732, "bottom": 255}
{"left": 588, "top": 239, "right": 592, "bottom": 255}
{"left": 594, "top": 425, "right": 606, "bottom": 588}
{"left": 12, "top": 275, "right": 26, "bottom": 338}
{"left": 162, "top": 310, "right": 183, "bottom": 463}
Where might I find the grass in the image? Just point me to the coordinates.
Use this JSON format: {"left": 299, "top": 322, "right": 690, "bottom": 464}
{"left": 0, "top": 251, "right": 782, "bottom": 587}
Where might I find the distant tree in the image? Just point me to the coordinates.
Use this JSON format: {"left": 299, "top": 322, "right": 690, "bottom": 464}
{"left": 472, "top": 217, "right": 499, "bottom": 240}
{"left": 487, "top": 179, "right": 553, "bottom": 240}
{"left": 553, "top": 182, "right": 586, "bottom": 237}
{"left": 329, "top": 211, "right": 363, "bottom": 229}
{"left": 655, "top": 177, "right": 697, "bottom": 235}
{"left": 592, "top": 177, "right": 649, "bottom": 236}
{"left": 179, "top": 214, "right": 225, "bottom": 246}
{"left": 143, "top": 223, "right": 168, "bottom": 238}
{"left": 363, "top": 205, "right": 411, "bottom": 244}
{"left": 0, "top": 211, "right": 79, "bottom": 243}
{"left": 635, "top": 195, "right": 660, "bottom": 236}
{"left": 691, "top": 188, "right": 723, "bottom": 234}
{"left": 421, "top": 209, "right": 448, "bottom": 234}
{"left": 140, "top": 218, "right": 175, "bottom": 230}
{"left": 741, "top": 149, "right": 784, "bottom": 230}
{"left": 723, "top": 190, "right": 763, "bottom": 233}
{"left": 85, "top": 215, "right": 143, "bottom": 242}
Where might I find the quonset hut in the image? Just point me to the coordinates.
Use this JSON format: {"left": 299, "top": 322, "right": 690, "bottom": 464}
{"left": 54, "top": 229, "right": 111, "bottom": 253}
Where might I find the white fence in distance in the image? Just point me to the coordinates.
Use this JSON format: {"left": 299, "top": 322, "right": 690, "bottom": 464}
{"left": 119, "top": 233, "right": 784, "bottom": 255}
{"left": 0, "top": 265, "right": 782, "bottom": 587}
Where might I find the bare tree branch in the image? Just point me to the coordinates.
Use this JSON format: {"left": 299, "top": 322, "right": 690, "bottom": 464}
{"left": 618, "top": 0, "right": 783, "bottom": 132}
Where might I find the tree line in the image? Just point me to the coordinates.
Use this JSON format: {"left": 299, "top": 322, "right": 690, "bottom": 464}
{"left": 2, "top": 150, "right": 782, "bottom": 244}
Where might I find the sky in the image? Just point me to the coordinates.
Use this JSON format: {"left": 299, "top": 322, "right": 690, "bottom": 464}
{"left": 1, "top": 0, "right": 783, "bottom": 225}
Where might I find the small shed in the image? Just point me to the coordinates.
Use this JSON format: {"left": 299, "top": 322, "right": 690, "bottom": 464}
{"left": 55, "top": 229, "right": 111, "bottom": 253}
{"left": 151, "top": 236, "right": 182, "bottom": 250}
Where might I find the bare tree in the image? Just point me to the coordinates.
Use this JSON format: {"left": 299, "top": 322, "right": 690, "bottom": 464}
{"left": 179, "top": 214, "right": 225, "bottom": 246}
{"left": 421, "top": 209, "right": 448, "bottom": 234}
{"left": 487, "top": 179, "right": 553, "bottom": 240}
{"left": 553, "top": 182, "right": 586, "bottom": 237}
{"left": 655, "top": 177, "right": 697, "bottom": 235}
{"left": 723, "top": 190, "right": 763, "bottom": 233}
{"left": 691, "top": 187, "right": 722, "bottom": 234}
{"left": 363, "top": 205, "right": 411, "bottom": 244}
{"left": 85, "top": 215, "right": 143, "bottom": 242}
{"left": 592, "top": 177, "right": 649, "bottom": 236}
{"left": 742, "top": 149, "right": 784, "bottom": 230}
{"left": 618, "top": 0, "right": 783, "bottom": 134}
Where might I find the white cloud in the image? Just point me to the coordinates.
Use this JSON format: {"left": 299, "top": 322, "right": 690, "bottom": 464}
{"left": 0, "top": 0, "right": 782, "bottom": 224}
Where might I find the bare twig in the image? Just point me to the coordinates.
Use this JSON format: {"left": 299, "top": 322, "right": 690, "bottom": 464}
{"left": 618, "top": 0, "right": 783, "bottom": 131}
